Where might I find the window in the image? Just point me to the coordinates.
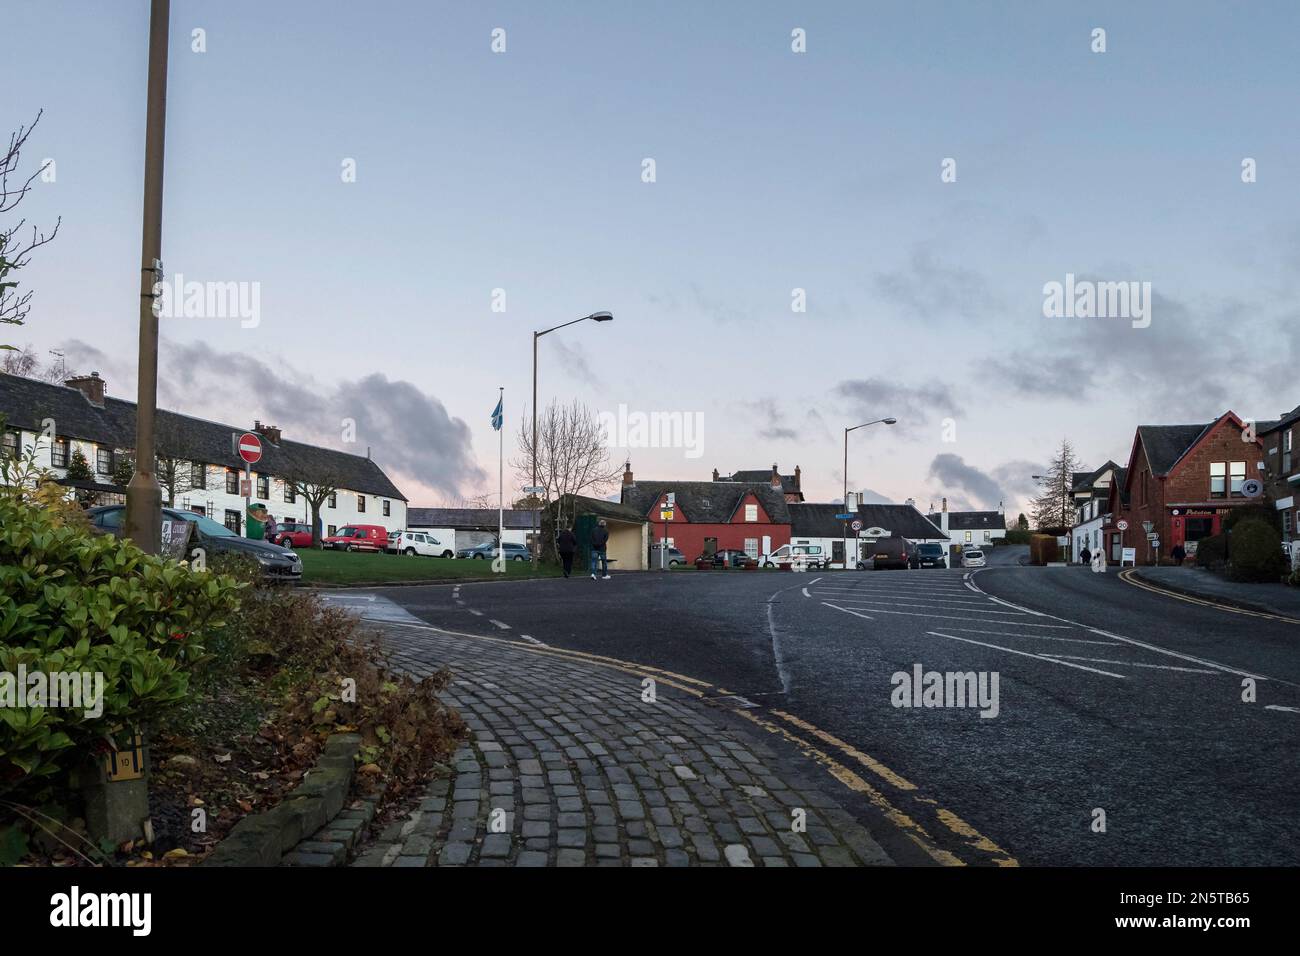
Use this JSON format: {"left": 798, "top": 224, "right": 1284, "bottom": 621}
{"left": 1230, "top": 461, "right": 1246, "bottom": 497}
{"left": 223, "top": 509, "right": 242, "bottom": 534}
{"left": 51, "top": 438, "right": 69, "bottom": 468}
{"left": 983, "top": 531, "right": 991, "bottom": 542}
{"left": 358, "top": 495, "right": 366, "bottom": 513}
{"left": 327, "top": 524, "right": 337, "bottom": 537}
{"left": 191, "top": 462, "right": 206, "bottom": 489}
{"left": 189, "top": 505, "right": 206, "bottom": 516}
{"left": 744, "top": 538, "right": 759, "bottom": 559}
{"left": 257, "top": 475, "right": 269, "bottom": 498}
{"left": 382, "top": 500, "right": 391, "bottom": 517}
{"left": 744, "top": 503, "right": 757, "bottom": 522}
{"left": 328, "top": 492, "right": 337, "bottom": 509}
{"left": 964, "top": 531, "right": 972, "bottom": 543}
{"left": 1282, "top": 509, "right": 1292, "bottom": 535}
{"left": 284, "top": 482, "right": 296, "bottom": 504}
{"left": 1210, "top": 462, "right": 1225, "bottom": 498}
{"left": 96, "top": 447, "right": 113, "bottom": 475}
{"left": 225, "top": 469, "right": 240, "bottom": 495}
{"left": 2, "top": 430, "right": 19, "bottom": 459}
{"left": 1285, "top": 429, "right": 1293, "bottom": 473}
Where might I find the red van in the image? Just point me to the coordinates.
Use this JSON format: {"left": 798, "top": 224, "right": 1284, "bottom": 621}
{"left": 322, "top": 524, "right": 389, "bottom": 552}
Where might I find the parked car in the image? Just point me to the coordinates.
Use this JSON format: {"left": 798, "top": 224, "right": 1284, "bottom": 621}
{"left": 457, "top": 541, "right": 530, "bottom": 561}
{"left": 86, "top": 505, "right": 303, "bottom": 582}
{"left": 911, "top": 542, "right": 947, "bottom": 569}
{"left": 650, "top": 544, "right": 687, "bottom": 567}
{"left": 960, "top": 549, "right": 987, "bottom": 568}
{"left": 386, "top": 530, "right": 451, "bottom": 557}
{"left": 695, "top": 548, "right": 755, "bottom": 569}
{"left": 761, "top": 543, "right": 828, "bottom": 569}
{"left": 321, "top": 524, "right": 389, "bottom": 552}
{"left": 273, "top": 521, "right": 315, "bottom": 549}
{"left": 867, "top": 536, "right": 911, "bottom": 570}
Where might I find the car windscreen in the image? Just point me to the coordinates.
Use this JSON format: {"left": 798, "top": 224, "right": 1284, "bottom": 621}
{"left": 183, "top": 513, "right": 237, "bottom": 538}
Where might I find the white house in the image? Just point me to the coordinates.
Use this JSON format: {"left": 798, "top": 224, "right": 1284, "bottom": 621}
{"left": 787, "top": 502, "right": 948, "bottom": 568}
{"left": 1069, "top": 461, "right": 1121, "bottom": 562}
{"left": 0, "top": 371, "right": 407, "bottom": 537}
{"left": 926, "top": 498, "right": 1007, "bottom": 550}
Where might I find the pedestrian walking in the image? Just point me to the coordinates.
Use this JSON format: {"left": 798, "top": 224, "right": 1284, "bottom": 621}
{"left": 1079, "top": 545, "right": 1092, "bottom": 566}
{"left": 1171, "top": 543, "right": 1186, "bottom": 566}
{"left": 264, "top": 512, "right": 278, "bottom": 544}
{"left": 590, "top": 519, "right": 610, "bottom": 580}
{"left": 556, "top": 526, "right": 577, "bottom": 578}
{"left": 1091, "top": 548, "right": 1106, "bottom": 573}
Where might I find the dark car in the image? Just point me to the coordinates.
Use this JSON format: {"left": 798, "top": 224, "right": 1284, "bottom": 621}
{"left": 867, "top": 536, "right": 911, "bottom": 570}
{"left": 911, "top": 542, "right": 947, "bottom": 569}
{"left": 456, "top": 541, "right": 530, "bottom": 561}
{"left": 87, "top": 505, "right": 303, "bottom": 582}
{"left": 695, "top": 548, "right": 754, "bottom": 569}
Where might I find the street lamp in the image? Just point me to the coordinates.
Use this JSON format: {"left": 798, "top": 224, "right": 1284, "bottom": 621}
{"left": 532, "top": 311, "right": 613, "bottom": 568}
{"left": 124, "top": 0, "right": 170, "bottom": 556}
{"left": 843, "top": 417, "right": 896, "bottom": 569}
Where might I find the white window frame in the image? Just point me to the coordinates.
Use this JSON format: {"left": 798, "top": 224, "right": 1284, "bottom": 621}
{"left": 744, "top": 503, "right": 758, "bottom": 522}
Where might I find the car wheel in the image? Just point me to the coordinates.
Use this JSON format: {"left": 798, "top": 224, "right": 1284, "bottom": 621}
{"left": 473, "top": 553, "right": 485, "bottom": 559}
{"left": 404, "top": 547, "right": 416, "bottom": 556}
{"left": 441, "top": 550, "right": 453, "bottom": 559}
{"left": 513, "top": 555, "right": 525, "bottom": 562}
{"left": 346, "top": 545, "right": 357, "bottom": 553}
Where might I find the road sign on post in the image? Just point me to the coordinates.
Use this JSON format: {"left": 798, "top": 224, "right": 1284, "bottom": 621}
{"left": 235, "top": 432, "right": 263, "bottom": 465}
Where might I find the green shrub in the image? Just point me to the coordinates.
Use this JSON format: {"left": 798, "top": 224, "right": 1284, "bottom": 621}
{"left": 0, "top": 495, "right": 244, "bottom": 797}
{"left": 1226, "top": 518, "right": 1288, "bottom": 583}
{"left": 1223, "top": 502, "right": 1280, "bottom": 535}
{"left": 1196, "top": 534, "right": 1226, "bottom": 568}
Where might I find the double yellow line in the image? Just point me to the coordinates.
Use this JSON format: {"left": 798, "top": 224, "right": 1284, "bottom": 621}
{"left": 1119, "top": 569, "right": 1300, "bottom": 625}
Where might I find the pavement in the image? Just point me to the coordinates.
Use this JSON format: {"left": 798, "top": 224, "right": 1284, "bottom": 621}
{"left": 343, "top": 605, "right": 896, "bottom": 867}
{"left": 321, "top": 558, "right": 1300, "bottom": 867}
{"left": 1130, "top": 565, "right": 1300, "bottom": 620}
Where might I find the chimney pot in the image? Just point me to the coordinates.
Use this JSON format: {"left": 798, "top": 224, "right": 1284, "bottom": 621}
{"left": 623, "top": 461, "right": 634, "bottom": 486}
{"left": 712, "top": 468, "right": 719, "bottom": 481}
{"left": 65, "top": 372, "right": 106, "bottom": 407}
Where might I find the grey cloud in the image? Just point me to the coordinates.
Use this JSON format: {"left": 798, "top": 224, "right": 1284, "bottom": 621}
{"left": 927, "top": 453, "right": 1041, "bottom": 513}
{"left": 874, "top": 244, "right": 1000, "bottom": 321}
{"left": 834, "top": 377, "right": 957, "bottom": 426}
{"left": 546, "top": 336, "right": 601, "bottom": 388}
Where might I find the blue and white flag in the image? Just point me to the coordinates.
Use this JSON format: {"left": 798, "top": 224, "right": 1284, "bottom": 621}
{"left": 490, "top": 396, "right": 504, "bottom": 431}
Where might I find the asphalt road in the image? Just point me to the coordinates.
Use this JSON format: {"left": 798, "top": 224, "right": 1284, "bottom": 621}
{"left": 349, "top": 554, "right": 1300, "bottom": 866}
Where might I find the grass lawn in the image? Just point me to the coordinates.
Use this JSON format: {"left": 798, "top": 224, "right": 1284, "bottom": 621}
{"left": 298, "top": 548, "right": 563, "bottom": 586}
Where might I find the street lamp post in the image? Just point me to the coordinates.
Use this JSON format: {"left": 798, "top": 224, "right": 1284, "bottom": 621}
{"left": 843, "top": 417, "right": 896, "bottom": 569}
{"left": 124, "top": 0, "right": 170, "bottom": 556}
{"left": 532, "top": 311, "right": 613, "bottom": 568}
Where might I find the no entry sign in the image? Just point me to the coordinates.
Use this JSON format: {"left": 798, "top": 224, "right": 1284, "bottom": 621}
{"left": 236, "top": 432, "right": 263, "bottom": 465}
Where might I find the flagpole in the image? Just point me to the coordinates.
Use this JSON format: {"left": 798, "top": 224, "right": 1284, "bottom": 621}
{"left": 497, "top": 386, "right": 505, "bottom": 574}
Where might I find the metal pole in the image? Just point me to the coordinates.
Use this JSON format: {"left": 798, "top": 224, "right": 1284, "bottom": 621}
{"left": 498, "top": 386, "right": 505, "bottom": 574}
{"left": 125, "top": 0, "right": 170, "bottom": 555}
{"left": 843, "top": 427, "right": 849, "bottom": 572}
{"left": 531, "top": 333, "right": 538, "bottom": 569}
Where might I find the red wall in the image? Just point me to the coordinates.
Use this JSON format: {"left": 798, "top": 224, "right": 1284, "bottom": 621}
{"left": 645, "top": 490, "right": 790, "bottom": 558}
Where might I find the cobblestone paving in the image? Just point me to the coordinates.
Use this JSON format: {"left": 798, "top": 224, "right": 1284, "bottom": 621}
{"left": 350, "top": 621, "right": 893, "bottom": 868}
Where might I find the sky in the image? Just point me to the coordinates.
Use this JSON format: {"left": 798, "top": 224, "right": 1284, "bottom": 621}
{"left": 7, "top": 0, "right": 1300, "bottom": 516}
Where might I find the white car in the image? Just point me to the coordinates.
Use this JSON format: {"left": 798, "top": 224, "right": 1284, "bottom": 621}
{"left": 961, "top": 549, "right": 986, "bottom": 568}
{"left": 762, "top": 544, "right": 828, "bottom": 569}
{"left": 386, "top": 530, "right": 451, "bottom": 557}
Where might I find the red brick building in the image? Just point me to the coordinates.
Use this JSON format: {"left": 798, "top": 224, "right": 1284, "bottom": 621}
{"left": 1104, "top": 411, "right": 1264, "bottom": 563}
{"left": 713, "top": 464, "right": 805, "bottom": 503}
{"left": 620, "top": 464, "right": 792, "bottom": 561}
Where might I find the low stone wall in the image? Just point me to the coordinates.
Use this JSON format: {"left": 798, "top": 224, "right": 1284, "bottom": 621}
{"left": 203, "top": 732, "right": 363, "bottom": 867}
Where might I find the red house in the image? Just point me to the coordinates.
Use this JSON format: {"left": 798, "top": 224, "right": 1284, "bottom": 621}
{"left": 1104, "top": 411, "right": 1264, "bottom": 563}
{"left": 620, "top": 464, "right": 792, "bottom": 560}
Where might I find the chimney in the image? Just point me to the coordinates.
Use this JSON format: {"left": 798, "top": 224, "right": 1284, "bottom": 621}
{"left": 65, "top": 372, "right": 106, "bottom": 407}
{"left": 771, "top": 463, "right": 781, "bottom": 489}
{"left": 940, "top": 497, "right": 949, "bottom": 535}
{"left": 623, "top": 461, "right": 634, "bottom": 486}
{"left": 998, "top": 499, "right": 1004, "bottom": 514}
{"left": 793, "top": 465, "right": 801, "bottom": 490}
{"left": 253, "top": 421, "right": 282, "bottom": 445}
{"left": 712, "top": 468, "right": 719, "bottom": 481}
{"left": 905, "top": 497, "right": 916, "bottom": 509}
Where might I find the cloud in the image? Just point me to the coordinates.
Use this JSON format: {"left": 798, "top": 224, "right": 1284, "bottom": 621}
{"left": 545, "top": 336, "right": 601, "bottom": 388}
{"left": 62, "top": 337, "right": 484, "bottom": 501}
{"left": 927, "top": 453, "right": 1042, "bottom": 513}
{"left": 834, "top": 377, "right": 957, "bottom": 426}
{"left": 873, "top": 244, "right": 1000, "bottom": 321}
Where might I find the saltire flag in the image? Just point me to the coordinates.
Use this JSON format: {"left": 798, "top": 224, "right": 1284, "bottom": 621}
{"left": 491, "top": 396, "right": 504, "bottom": 431}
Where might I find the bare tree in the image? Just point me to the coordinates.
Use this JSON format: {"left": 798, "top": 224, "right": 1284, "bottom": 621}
{"left": 2, "top": 111, "right": 61, "bottom": 336}
{"left": 1031, "top": 438, "right": 1082, "bottom": 531}
{"left": 510, "top": 399, "right": 622, "bottom": 561}
{"left": 281, "top": 463, "right": 343, "bottom": 548}
{"left": 0, "top": 344, "right": 76, "bottom": 383}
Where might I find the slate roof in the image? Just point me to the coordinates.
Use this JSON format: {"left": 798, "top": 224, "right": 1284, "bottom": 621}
{"left": 621, "top": 480, "right": 791, "bottom": 524}
{"left": 406, "top": 507, "right": 536, "bottom": 530}
{"left": 926, "top": 510, "right": 1007, "bottom": 532}
{"left": 559, "top": 494, "right": 647, "bottom": 524}
{"left": 0, "top": 372, "right": 406, "bottom": 500}
{"left": 1071, "top": 460, "right": 1121, "bottom": 493}
{"left": 1260, "top": 404, "right": 1300, "bottom": 436}
{"left": 717, "top": 469, "right": 799, "bottom": 495}
{"left": 1112, "top": 468, "right": 1130, "bottom": 506}
{"left": 1136, "top": 423, "right": 1212, "bottom": 475}
{"left": 791, "top": 503, "right": 948, "bottom": 540}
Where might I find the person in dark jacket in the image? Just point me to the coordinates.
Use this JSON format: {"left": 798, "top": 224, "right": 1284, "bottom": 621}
{"left": 590, "top": 520, "right": 610, "bottom": 579}
{"left": 556, "top": 527, "right": 577, "bottom": 578}
{"left": 1171, "top": 543, "right": 1186, "bottom": 566}
{"left": 1079, "top": 545, "right": 1091, "bottom": 566}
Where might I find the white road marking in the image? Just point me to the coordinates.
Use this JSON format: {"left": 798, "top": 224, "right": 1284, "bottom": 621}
{"left": 519, "top": 633, "right": 548, "bottom": 646}
{"left": 822, "top": 604, "right": 1072, "bottom": 628}
{"left": 823, "top": 602, "right": 874, "bottom": 620}
{"left": 1036, "top": 653, "right": 1218, "bottom": 675}
{"left": 801, "top": 587, "right": 811, "bottom": 598}
{"left": 927, "top": 630, "right": 1127, "bottom": 679}
{"left": 821, "top": 598, "right": 1026, "bottom": 616}
{"left": 1264, "top": 704, "right": 1300, "bottom": 713}
{"left": 467, "top": 608, "right": 483, "bottom": 617}
{"left": 489, "top": 619, "right": 511, "bottom": 630}
{"left": 953, "top": 629, "right": 1122, "bottom": 646}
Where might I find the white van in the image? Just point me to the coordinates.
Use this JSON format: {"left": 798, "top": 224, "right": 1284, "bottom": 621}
{"left": 386, "top": 530, "right": 452, "bottom": 557}
{"left": 761, "top": 543, "right": 828, "bottom": 569}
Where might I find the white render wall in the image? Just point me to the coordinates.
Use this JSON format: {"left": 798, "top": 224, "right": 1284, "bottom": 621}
{"left": 11, "top": 428, "right": 406, "bottom": 536}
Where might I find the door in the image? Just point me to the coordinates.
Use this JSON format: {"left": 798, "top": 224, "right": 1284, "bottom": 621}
{"left": 831, "top": 540, "right": 845, "bottom": 567}
{"left": 703, "top": 537, "right": 718, "bottom": 558}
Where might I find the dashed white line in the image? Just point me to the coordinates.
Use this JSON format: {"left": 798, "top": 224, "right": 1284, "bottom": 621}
{"left": 1264, "top": 704, "right": 1300, "bottom": 713}
{"left": 952, "top": 629, "right": 1122, "bottom": 646}
{"left": 1036, "top": 653, "right": 1218, "bottom": 675}
{"left": 823, "top": 602, "right": 874, "bottom": 620}
{"left": 519, "top": 633, "right": 548, "bottom": 646}
{"left": 489, "top": 619, "right": 511, "bottom": 630}
{"left": 467, "top": 608, "right": 483, "bottom": 617}
{"left": 823, "top": 605, "right": 1072, "bottom": 628}
{"left": 927, "top": 630, "right": 1127, "bottom": 679}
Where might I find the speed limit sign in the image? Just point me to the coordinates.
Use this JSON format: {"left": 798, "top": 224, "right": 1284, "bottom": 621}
{"left": 1116, "top": 519, "right": 1129, "bottom": 531}
{"left": 850, "top": 519, "right": 863, "bottom": 532}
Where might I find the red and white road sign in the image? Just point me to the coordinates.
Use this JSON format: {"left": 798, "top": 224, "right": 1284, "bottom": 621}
{"left": 1116, "top": 519, "right": 1129, "bottom": 531}
{"left": 236, "top": 432, "right": 263, "bottom": 465}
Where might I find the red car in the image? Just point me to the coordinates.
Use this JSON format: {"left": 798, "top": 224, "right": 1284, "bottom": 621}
{"left": 321, "top": 524, "right": 389, "bottom": 552}
{"left": 272, "top": 521, "right": 315, "bottom": 549}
